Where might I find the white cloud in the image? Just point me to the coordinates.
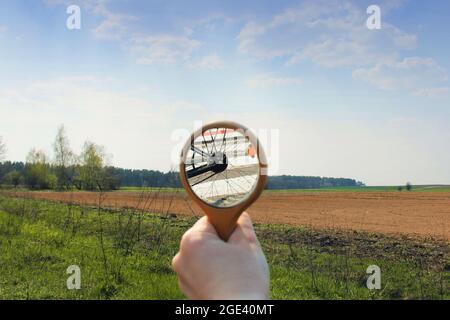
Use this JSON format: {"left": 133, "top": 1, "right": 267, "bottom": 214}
{"left": 129, "top": 34, "right": 201, "bottom": 65}
{"left": 413, "top": 87, "right": 450, "bottom": 98}
{"left": 238, "top": 0, "right": 416, "bottom": 68}
{"left": 44, "top": 0, "right": 204, "bottom": 65}
{"left": 90, "top": 1, "right": 138, "bottom": 40}
{"left": 352, "top": 57, "right": 449, "bottom": 95}
{"left": 0, "top": 76, "right": 152, "bottom": 117}
{"left": 247, "top": 74, "right": 302, "bottom": 88}
{"left": 43, "top": 0, "right": 225, "bottom": 68}
{"left": 238, "top": 0, "right": 448, "bottom": 97}
{"left": 92, "top": 13, "right": 137, "bottom": 40}
{"left": 192, "top": 13, "right": 234, "bottom": 31}
{"left": 189, "top": 54, "right": 225, "bottom": 70}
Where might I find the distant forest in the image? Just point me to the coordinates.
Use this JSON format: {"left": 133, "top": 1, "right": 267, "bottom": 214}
{"left": 0, "top": 161, "right": 363, "bottom": 190}
{"left": 266, "top": 175, "right": 364, "bottom": 189}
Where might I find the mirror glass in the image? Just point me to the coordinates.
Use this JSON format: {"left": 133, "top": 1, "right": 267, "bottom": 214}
{"left": 184, "top": 127, "right": 260, "bottom": 208}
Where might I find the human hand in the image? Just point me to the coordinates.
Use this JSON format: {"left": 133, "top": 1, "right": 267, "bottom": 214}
{"left": 172, "top": 212, "right": 269, "bottom": 300}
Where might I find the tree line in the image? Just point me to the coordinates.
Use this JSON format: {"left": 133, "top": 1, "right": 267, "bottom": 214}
{"left": 0, "top": 127, "right": 121, "bottom": 191}
{"left": 266, "top": 175, "right": 364, "bottom": 189}
{"left": 0, "top": 129, "right": 364, "bottom": 190}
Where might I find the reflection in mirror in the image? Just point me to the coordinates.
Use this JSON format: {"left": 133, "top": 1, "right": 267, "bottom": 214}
{"left": 185, "top": 127, "right": 260, "bottom": 208}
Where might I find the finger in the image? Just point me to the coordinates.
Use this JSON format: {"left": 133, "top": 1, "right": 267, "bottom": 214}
{"left": 180, "top": 216, "right": 220, "bottom": 252}
{"left": 171, "top": 252, "right": 181, "bottom": 273}
{"left": 191, "top": 216, "right": 219, "bottom": 236}
{"left": 172, "top": 253, "right": 200, "bottom": 299}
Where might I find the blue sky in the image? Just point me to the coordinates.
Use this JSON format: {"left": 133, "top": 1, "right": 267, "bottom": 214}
{"left": 0, "top": 0, "right": 449, "bottom": 185}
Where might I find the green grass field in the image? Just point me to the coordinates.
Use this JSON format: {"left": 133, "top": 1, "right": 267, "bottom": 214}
{"left": 0, "top": 195, "right": 448, "bottom": 300}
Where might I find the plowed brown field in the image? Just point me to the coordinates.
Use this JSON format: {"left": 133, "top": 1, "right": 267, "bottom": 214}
{"left": 10, "top": 190, "right": 450, "bottom": 241}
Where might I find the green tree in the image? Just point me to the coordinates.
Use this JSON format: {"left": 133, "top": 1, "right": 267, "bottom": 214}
{"left": 53, "top": 125, "right": 74, "bottom": 190}
{"left": 24, "top": 148, "right": 56, "bottom": 189}
{"left": 78, "top": 141, "right": 106, "bottom": 190}
{"left": 3, "top": 170, "right": 22, "bottom": 188}
{"left": 406, "top": 182, "right": 412, "bottom": 191}
{"left": 99, "top": 166, "right": 121, "bottom": 190}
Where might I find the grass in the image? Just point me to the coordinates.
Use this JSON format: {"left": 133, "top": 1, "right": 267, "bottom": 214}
{"left": 0, "top": 194, "right": 448, "bottom": 300}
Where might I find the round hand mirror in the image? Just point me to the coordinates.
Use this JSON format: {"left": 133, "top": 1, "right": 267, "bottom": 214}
{"left": 179, "top": 121, "right": 268, "bottom": 241}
